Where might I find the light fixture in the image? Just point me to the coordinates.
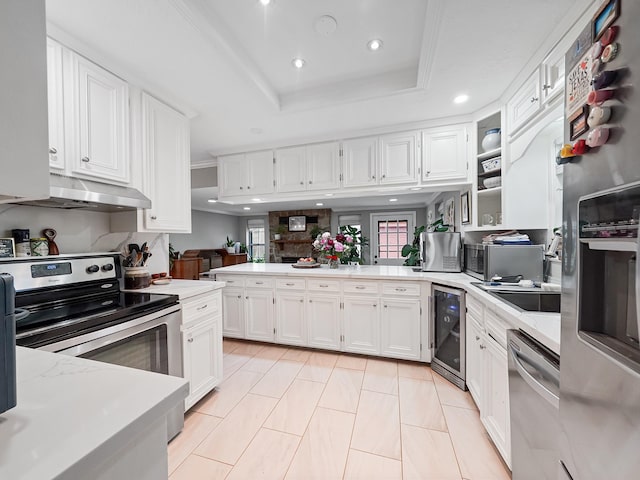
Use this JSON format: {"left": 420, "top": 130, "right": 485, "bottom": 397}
{"left": 292, "top": 58, "right": 306, "bottom": 69}
{"left": 453, "top": 94, "right": 469, "bottom": 104}
{"left": 325, "top": 193, "right": 334, "bottom": 197}
{"left": 410, "top": 187, "right": 422, "bottom": 191}
{"left": 259, "top": 0, "right": 272, "bottom": 6}
{"left": 367, "top": 39, "right": 383, "bottom": 51}
{"left": 207, "top": 199, "right": 217, "bottom": 203}
{"left": 316, "top": 202, "right": 324, "bottom": 206}
{"left": 243, "top": 207, "right": 251, "bottom": 210}
{"left": 389, "top": 198, "right": 398, "bottom": 202}
{"left": 252, "top": 198, "right": 262, "bottom": 202}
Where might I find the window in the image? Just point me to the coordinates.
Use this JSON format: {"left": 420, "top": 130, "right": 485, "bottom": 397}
{"left": 247, "top": 219, "right": 265, "bottom": 261}
{"left": 370, "top": 212, "right": 416, "bottom": 265}
{"left": 338, "top": 215, "right": 362, "bottom": 257}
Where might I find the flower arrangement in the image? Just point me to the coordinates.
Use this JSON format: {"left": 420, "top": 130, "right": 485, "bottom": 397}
{"left": 312, "top": 231, "right": 354, "bottom": 266}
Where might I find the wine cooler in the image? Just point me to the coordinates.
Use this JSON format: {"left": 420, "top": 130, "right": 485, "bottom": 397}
{"left": 431, "top": 284, "right": 466, "bottom": 390}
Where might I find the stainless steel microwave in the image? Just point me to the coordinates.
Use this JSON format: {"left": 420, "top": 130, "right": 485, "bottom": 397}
{"left": 464, "top": 244, "right": 544, "bottom": 282}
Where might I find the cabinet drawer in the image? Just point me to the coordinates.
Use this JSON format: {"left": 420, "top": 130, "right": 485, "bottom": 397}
{"left": 276, "top": 278, "right": 306, "bottom": 290}
{"left": 245, "top": 277, "right": 275, "bottom": 289}
{"left": 182, "top": 292, "right": 221, "bottom": 327}
{"left": 307, "top": 279, "right": 341, "bottom": 292}
{"left": 344, "top": 280, "right": 379, "bottom": 295}
{"left": 466, "top": 294, "right": 484, "bottom": 321}
{"left": 484, "top": 309, "right": 512, "bottom": 350}
{"left": 216, "top": 275, "right": 245, "bottom": 288}
{"left": 381, "top": 282, "right": 420, "bottom": 296}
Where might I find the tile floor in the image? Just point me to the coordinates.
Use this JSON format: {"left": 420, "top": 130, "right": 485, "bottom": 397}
{"left": 168, "top": 339, "right": 511, "bottom": 480}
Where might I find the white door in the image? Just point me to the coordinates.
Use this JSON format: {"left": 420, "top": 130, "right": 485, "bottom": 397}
{"left": 343, "top": 297, "right": 380, "bottom": 354}
{"left": 422, "top": 126, "right": 468, "bottom": 182}
{"left": 73, "top": 55, "right": 130, "bottom": 183}
{"left": 246, "top": 150, "right": 274, "bottom": 195}
{"left": 183, "top": 318, "right": 222, "bottom": 411}
{"left": 275, "top": 146, "right": 306, "bottom": 193}
{"left": 245, "top": 289, "right": 274, "bottom": 342}
{"left": 219, "top": 154, "right": 247, "bottom": 197}
{"left": 379, "top": 131, "right": 419, "bottom": 185}
{"left": 380, "top": 298, "right": 421, "bottom": 360}
{"left": 342, "top": 136, "right": 378, "bottom": 188}
{"left": 370, "top": 212, "right": 415, "bottom": 266}
{"left": 276, "top": 294, "right": 307, "bottom": 346}
{"left": 307, "top": 294, "right": 341, "bottom": 350}
{"left": 46, "top": 38, "right": 65, "bottom": 172}
{"left": 222, "top": 288, "right": 245, "bottom": 338}
{"left": 141, "top": 93, "right": 191, "bottom": 233}
{"left": 306, "top": 142, "right": 341, "bottom": 191}
{"left": 466, "top": 315, "right": 485, "bottom": 409}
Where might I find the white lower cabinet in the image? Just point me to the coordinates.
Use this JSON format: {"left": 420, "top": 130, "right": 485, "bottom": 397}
{"left": 343, "top": 297, "right": 380, "bottom": 354}
{"left": 380, "top": 298, "right": 421, "bottom": 360}
{"left": 307, "top": 294, "right": 341, "bottom": 350}
{"left": 275, "top": 293, "right": 307, "bottom": 346}
{"left": 221, "top": 287, "right": 245, "bottom": 338}
{"left": 465, "top": 314, "right": 485, "bottom": 409}
{"left": 244, "top": 289, "right": 274, "bottom": 342}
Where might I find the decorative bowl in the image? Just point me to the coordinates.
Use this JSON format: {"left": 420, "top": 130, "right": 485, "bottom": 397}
{"left": 483, "top": 176, "right": 502, "bottom": 189}
{"left": 482, "top": 128, "right": 501, "bottom": 152}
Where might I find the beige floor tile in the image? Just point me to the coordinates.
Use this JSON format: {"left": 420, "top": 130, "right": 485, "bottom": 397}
{"left": 442, "top": 405, "right": 511, "bottom": 480}
{"left": 318, "top": 367, "right": 364, "bottom": 413}
{"left": 297, "top": 351, "right": 338, "bottom": 383}
{"left": 280, "top": 348, "right": 312, "bottom": 363}
{"left": 223, "top": 339, "right": 243, "bottom": 354}
{"left": 264, "top": 379, "right": 325, "bottom": 435}
{"left": 433, "top": 372, "right": 477, "bottom": 410}
{"left": 169, "top": 454, "right": 232, "bottom": 480}
{"left": 398, "top": 361, "right": 433, "bottom": 381}
{"left": 335, "top": 354, "right": 368, "bottom": 371}
{"left": 362, "top": 358, "right": 398, "bottom": 395}
{"left": 285, "top": 407, "right": 355, "bottom": 480}
{"left": 232, "top": 341, "right": 266, "bottom": 356}
{"left": 240, "top": 345, "right": 288, "bottom": 374}
{"left": 195, "top": 394, "right": 278, "bottom": 465}
{"left": 399, "top": 377, "right": 447, "bottom": 431}
{"left": 226, "top": 428, "right": 300, "bottom": 480}
{"left": 351, "top": 390, "right": 401, "bottom": 460}
{"left": 194, "top": 370, "right": 264, "bottom": 418}
{"left": 168, "top": 412, "right": 222, "bottom": 474}
{"left": 401, "top": 424, "right": 461, "bottom": 480}
{"left": 223, "top": 353, "right": 253, "bottom": 378}
{"left": 251, "top": 360, "right": 305, "bottom": 398}
{"left": 344, "top": 449, "right": 402, "bottom": 480}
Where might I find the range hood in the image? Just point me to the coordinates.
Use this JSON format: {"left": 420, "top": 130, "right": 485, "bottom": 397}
{"left": 18, "top": 173, "right": 152, "bottom": 212}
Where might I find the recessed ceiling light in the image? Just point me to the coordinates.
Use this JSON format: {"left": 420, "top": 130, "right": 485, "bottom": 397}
{"left": 259, "top": 0, "right": 272, "bottom": 6}
{"left": 453, "top": 94, "right": 469, "bottom": 104}
{"left": 410, "top": 187, "right": 421, "bottom": 191}
{"left": 292, "top": 58, "right": 306, "bottom": 69}
{"left": 367, "top": 39, "right": 383, "bottom": 51}
{"left": 389, "top": 198, "right": 398, "bottom": 202}
{"left": 243, "top": 207, "right": 251, "bottom": 210}
{"left": 252, "top": 198, "right": 262, "bottom": 202}
{"left": 325, "top": 193, "right": 334, "bottom": 197}
{"left": 316, "top": 202, "right": 324, "bottom": 206}
{"left": 207, "top": 199, "right": 217, "bottom": 203}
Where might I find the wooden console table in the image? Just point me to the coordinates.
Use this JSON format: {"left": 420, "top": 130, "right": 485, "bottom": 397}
{"left": 170, "top": 258, "right": 202, "bottom": 280}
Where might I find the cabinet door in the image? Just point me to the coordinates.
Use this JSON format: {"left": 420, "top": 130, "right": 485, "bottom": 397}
{"left": 508, "top": 69, "right": 542, "bottom": 134}
{"left": 307, "top": 294, "right": 341, "bottom": 350}
{"left": 222, "top": 288, "right": 245, "bottom": 338}
{"left": 343, "top": 297, "right": 380, "bottom": 354}
{"left": 141, "top": 93, "right": 191, "bottom": 233}
{"left": 183, "top": 318, "right": 222, "bottom": 411}
{"left": 379, "top": 131, "right": 419, "bottom": 185}
{"left": 219, "top": 154, "right": 247, "bottom": 197}
{"left": 542, "top": 48, "right": 565, "bottom": 104}
{"left": 275, "top": 146, "right": 306, "bottom": 193}
{"left": 245, "top": 289, "right": 274, "bottom": 342}
{"left": 46, "top": 38, "right": 65, "bottom": 172}
{"left": 246, "top": 150, "right": 274, "bottom": 195}
{"left": 422, "top": 127, "right": 468, "bottom": 182}
{"left": 73, "top": 55, "right": 130, "bottom": 183}
{"left": 466, "top": 314, "right": 484, "bottom": 409}
{"left": 342, "top": 136, "right": 378, "bottom": 188}
{"left": 306, "top": 142, "right": 341, "bottom": 191}
{"left": 380, "top": 298, "right": 421, "bottom": 360}
{"left": 481, "top": 333, "right": 511, "bottom": 467}
{"left": 276, "top": 294, "right": 307, "bottom": 346}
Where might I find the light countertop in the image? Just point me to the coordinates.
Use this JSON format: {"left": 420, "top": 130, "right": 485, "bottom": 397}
{"left": 0, "top": 347, "right": 188, "bottom": 480}
{"left": 212, "top": 264, "right": 561, "bottom": 354}
{"left": 123, "top": 279, "right": 225, "bottom": 299}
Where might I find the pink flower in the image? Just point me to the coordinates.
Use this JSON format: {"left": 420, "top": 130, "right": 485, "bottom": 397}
{"left": 336, "top": 233, "right": 346, "bottom": 243}
{"left": 322, "top": 232, "right": 331, "bottom": 239}
{"left": 327, "top": 239, "right": 334, "bottom": 246}
{"left": 345, "top": 235, "right": 353, "bottom": 243}
{"left": 334, "top": 241, "right": 344, "bottom": 252}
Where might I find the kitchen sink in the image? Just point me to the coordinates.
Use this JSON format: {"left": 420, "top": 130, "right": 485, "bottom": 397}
{"left": 487, "top": 290, "right": 561, "bottom": 313}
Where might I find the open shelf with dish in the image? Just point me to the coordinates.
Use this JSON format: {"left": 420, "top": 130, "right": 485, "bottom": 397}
{"left": 474, "top": 111, "right": 503, "bottom": 227}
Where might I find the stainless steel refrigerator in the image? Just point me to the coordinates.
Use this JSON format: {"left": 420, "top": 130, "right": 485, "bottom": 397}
{"left": 560, "top": 2, "right": 640, "bottom": 478}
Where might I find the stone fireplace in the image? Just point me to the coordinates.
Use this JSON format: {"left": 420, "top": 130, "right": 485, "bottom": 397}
{"left": 268, "top": 208, "right": 331, "bottom": 263}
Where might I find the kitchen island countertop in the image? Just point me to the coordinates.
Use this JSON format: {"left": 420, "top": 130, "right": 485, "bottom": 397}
{"left": 123, "top": 278, "right": 225, "bottom": 299}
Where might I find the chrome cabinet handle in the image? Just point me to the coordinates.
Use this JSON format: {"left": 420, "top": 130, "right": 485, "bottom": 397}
{"left": 237, "top": 295, "right": 241, "bottom": 299}
{"left": 355, "top": 286, "right": 365, "bottom": 290}
{"left": 150, "top": 215, "right": 157, "bottom": 220}
{"left": 384, "top": 305, "right": 388, "bottom": 308}
{"left": 285, "top": 283, "right": 294, "bottom": 286}
{"left": 372, "top": 175, "right": 376, "bottom": 179}
{"left": 542, "top": 84, "right": 552, "bottom": 91}
{"left": 81, "top": 156, "right": 90, "bottom": 162}
{"left": 381, "top": 174, "right": 386, "bottom": 178}
{"left": 530, "top": 96, "right": 539, "bottom": 103}
{"left": 256, "top": 281, "right": 264, "bottom": 285}
{"left": 188, "top": 337, "right": 194, "bottom": 343}
{"left": 299, "top": 299, "right": 304, "bottom": 303}
{"left": 309, "top": 180, "right": 313, "bottom": 184}
{"left": 319, "top": 284, "right": 328, "bottom": 288}
{"left": 476, "top": 335, "right": 480, "bottom": 341}
{"left": 196, "top": 304, "right": 208, "bottom": 311}
{"left": 373, "top": 304, "right": 377, "bottom": 307}
{"left": 245, "top": 296, "right": 249, "bottom": 299}
{"left": 309, "top": 299, "right": 313, "bottom": 303}
{"left": 49, "top": 147, "right": 57, "bottom": 154}
{"left": 247, "top": 186, "right": 251, "bottom": 189}
{"left": 395, "top": 288, "right": 406, "bottom": 292}
{"left": 480, "top": 344, "right": 486, "bottom": 349}
{"left": 240, "top": 186, "right": 243, "bottom": 190}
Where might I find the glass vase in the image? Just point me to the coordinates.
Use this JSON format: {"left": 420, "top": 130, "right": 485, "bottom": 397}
{"left": 328, "top": 258, "right": 340, "bottom": 269}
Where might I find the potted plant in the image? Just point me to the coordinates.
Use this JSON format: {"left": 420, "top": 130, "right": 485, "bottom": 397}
{"left": 274, "top": 224, "right": 286, "bottom": 241}
{"left": 401, "top": 226, "right": 426, "bottom": 266}
{"left": 225, "top": 236, "right": 235, "bottom": 254}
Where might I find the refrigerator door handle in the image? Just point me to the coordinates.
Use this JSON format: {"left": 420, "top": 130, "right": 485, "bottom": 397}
{"left": 509, "top": 343, "right": 559, "bottom": 409}
{"left": 636, "top": 218, "right": 640, "bottom": 343}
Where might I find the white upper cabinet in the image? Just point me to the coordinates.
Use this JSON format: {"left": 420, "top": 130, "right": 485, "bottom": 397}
{"left": 141, "top": 93, "right": 191, "bottom": 233}
{"left": 46, "top": 38, "right": 65, "bottom": 172}
{"left": 379, "top": 131, "right": 419, "bottom": 185}
{"left": 219, "top": 150, "right": 275, "bottom": 197}
{"left": 507, "top": 68, "right": 542, "bottom": 136}
{"left": 275, "top": 146, "right": 306, "bottom": 193}
{"left": 342, "top": 136, "right": 378, "bottom": 188}
{"left": 306, "top": 142, "right": 341, "bottom": 191}
{"left": 72, "top": 54, "right": 130, "bottom": 184}
{"left": 421, "top": 126, "right": 468, "bottom": 182}
{"left": 541, "top": 48, "right": 565, "bottom": 104}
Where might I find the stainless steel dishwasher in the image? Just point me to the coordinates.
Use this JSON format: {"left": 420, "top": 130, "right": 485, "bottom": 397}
{"left": 508, "top": 329, "right": 560, "bottom": 479}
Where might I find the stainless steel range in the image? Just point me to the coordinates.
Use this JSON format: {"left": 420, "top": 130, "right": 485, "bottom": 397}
{"left": 1, "top": 253, "right": 184, "bottom": 440}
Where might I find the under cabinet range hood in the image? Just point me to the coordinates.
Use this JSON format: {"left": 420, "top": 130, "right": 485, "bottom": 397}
{"left": 18, "top": 174, "right": 152, "bottom": 212}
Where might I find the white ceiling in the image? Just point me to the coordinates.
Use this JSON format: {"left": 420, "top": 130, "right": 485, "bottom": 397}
{"left": 45, "top": 0, "right": 581, "bottom": 215}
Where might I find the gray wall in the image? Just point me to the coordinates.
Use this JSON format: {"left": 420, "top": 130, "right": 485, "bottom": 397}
{"left": 170, "top": 209, "right": 241, "bottom": 254}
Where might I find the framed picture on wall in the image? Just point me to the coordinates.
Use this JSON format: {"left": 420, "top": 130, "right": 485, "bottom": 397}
{"left": 288, "top": 215, "right": 306, "bottom": 232}
{"left": 444, "top": 198, "right": 455, "bottom": 226}
{"left": 0, "top": 238, "right": 15, "bottom": 258}
{"left": 461, "top": 192, "right": 470, "bottom": 224}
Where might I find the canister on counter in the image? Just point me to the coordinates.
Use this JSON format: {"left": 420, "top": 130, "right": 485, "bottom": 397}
{"left": 30, "top": 238, "right": 49, "bottom": 256}
{"left": 12, "top": 229, "right": 30, "bottom": 257}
